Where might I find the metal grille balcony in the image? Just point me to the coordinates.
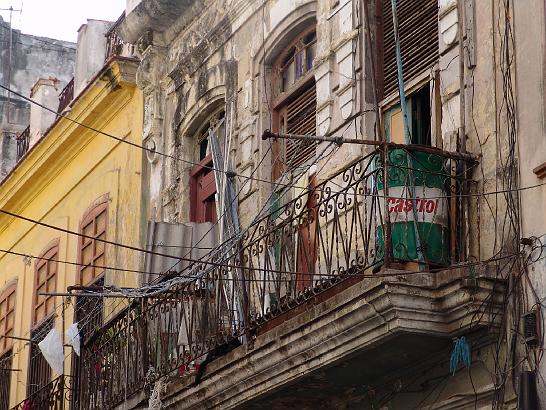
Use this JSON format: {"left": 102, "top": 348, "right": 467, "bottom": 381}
{"left": 16, "top": 126, "right": 30, "bottom": 161}
{"left": 0, "top": 352, "right": 11, "bottom": 410}
{"left": 105, "top": 13, "right": 133, "bottom": 61}
{"left": 12, "top": 375, "right": 67, "bottom": 410}
{"left": 78, "top": 145, "right": 475, "bottom": 409}
{"left": 57, "top": 78, "right": 74, "bottom": 113}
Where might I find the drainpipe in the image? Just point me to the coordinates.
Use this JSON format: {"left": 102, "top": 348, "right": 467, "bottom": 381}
{"left": 458, "top": 0, "right": 466, "bottom": 154}
{"left": 457, "top": 0, "right": 468, "bottom": 261}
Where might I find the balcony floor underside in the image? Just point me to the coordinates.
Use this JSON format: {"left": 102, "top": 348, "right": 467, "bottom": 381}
{"left": 126, "top": 267, "right": 505, "bottom": 410}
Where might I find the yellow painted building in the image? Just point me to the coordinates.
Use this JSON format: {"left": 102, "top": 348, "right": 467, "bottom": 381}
{"left": 0, "top": 57, "right": 144, "bottom": 408}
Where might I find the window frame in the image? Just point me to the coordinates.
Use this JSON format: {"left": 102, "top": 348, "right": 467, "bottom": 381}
{"left": 26, "top": 316, "right": 54, "bottom": 398}
{"left": 32, "top": 241, "right": 59, "bottom": 327}
{"left": 272, "top": 26, "right": 317, "bottom": 104}
{"left": 271, "top": 26, "right": 318, "bottom": 181}
{"left": 0, "top": 281, "right": 16, "bottom": 354}
{"left": 78, "top": 196, "right": 109, "bottom": 286}
{"left": 189, "top": 110, "right": 225, "bottom": 224}
{"left": 379, "top": 69, "right": 441, "bottom": 147}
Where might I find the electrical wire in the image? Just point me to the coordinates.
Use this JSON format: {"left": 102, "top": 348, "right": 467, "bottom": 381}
{"left": 0, "top": 82, "right": 480, "bottom": 198}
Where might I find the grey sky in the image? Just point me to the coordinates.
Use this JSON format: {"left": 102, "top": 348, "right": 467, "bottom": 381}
{"left": 0, "top": 0, "right": 126, "bottom": 42}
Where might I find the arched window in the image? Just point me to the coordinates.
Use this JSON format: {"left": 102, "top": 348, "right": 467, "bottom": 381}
{"left": 272, "top": 27, "right": 317, "bottom": 180}
{"left": 33, "top": 242, "right": 58, "bottom": 325}
{"left": 190, "top": 109, "right": 225, "bottom": 223}
{"left": 78, "top": 198, "right": 108, "bottom": 286}
{"left": 71, "top": 198, "right": 108, "bottom": 409}
{"left": 0, "top": 281, "right": 16, "bottom": 354}
{"left": 28, "top": 242, "right": 58, "bottom": 399}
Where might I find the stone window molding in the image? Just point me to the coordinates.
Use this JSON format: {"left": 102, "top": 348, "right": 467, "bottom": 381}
{"left": 270, "top": 25, "right": 318, "bottom": 181}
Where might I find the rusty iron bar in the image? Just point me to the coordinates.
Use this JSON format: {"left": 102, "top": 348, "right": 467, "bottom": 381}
{"left": 381, "top": 144, "right": 393, "bottom": 267}
{"left": 261, "top": 130, "right": 477, "bottom": 162}
{"left": 16, "top": 126, "right": 30, "bottom": 160}
{"left": 4, "top": 335, "right": 33, "bottom": 342}
{"left": 57, "top": 78, "right": 74, "bottom": 113}
{"left": 12, "top": 375, "right": 66, "bottom": 410}
{"left": 39, "top": 291, "right": 128, "bottom": 298}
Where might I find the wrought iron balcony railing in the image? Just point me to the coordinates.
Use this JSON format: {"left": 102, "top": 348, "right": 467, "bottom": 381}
{"left": 77, "top": 144, "right": 475, "bottom": 408}
{"left": 16, "top": 126, "right": 30, "bottom": 161}
{"left": 12, "top": 375, "right": 67, "bottom": 410}
{"left": 105, "top": 13, "right": 134, "bottom": 61}
{"left": 57, "top": 78, "right": 74, "bottom": 114}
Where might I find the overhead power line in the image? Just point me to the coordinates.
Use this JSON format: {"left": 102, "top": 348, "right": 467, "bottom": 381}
{"left": 0, "top": 83, "right": 358, "bottom": 193}
{"left": 3, "top": 82, "right": 546, "bottom": 200}
{"left": 0, "top": 206, "right": 288, "bottom": 272}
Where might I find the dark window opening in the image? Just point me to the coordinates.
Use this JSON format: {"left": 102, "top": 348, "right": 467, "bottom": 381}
{"left": 27, "top": 317, "right": 54, "bottom": 399}
{"left": 0, "top": 351, "right": 12, "bottom": 410}
{"left": 382, "top": 84, "right": 431, "bottom": 146}
{"left": 190, "top": 110, "right": 225, "bottom": 223}
{"left": 199, "top": 138, "right": 209, "bottom": 162}
{"left": 410, "top": 85, "right": 431, "bottom": 146}
{"left": 70, "top": 278, "right": 104, "bottom": 410}
{"left": 278, "top": 28, "right": 317, "bottom": 93}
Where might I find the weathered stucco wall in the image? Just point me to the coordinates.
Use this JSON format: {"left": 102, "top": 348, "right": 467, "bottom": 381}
{"left": 123, "top": 0, "right": 369, "bottom": 229}
{"left": 117, "top": 0, "right": 544, "bottom": 407}
{"left": 0, "top": 59, "right": 143, "bottom": 407}
{"left": 0, "top": 15, "right": 75, "bottom": 179}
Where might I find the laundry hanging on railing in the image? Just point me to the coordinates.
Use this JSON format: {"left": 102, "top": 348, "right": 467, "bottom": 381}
{"left": 38, "top": 328, "right": 64, "bottom": 374}
{"left": 67, "top": 322, "right": 81, "bottom": 356}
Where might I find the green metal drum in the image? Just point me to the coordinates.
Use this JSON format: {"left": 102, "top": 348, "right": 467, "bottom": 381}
{"left": 375, "top": 146, "right": 450, "bottom": 266}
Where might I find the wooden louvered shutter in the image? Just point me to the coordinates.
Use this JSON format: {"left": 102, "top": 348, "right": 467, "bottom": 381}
{"left": 281, "top": 83, "right": 317, "bottom": 170}
{"left": 382, "top": 0, "right": 439, "bottom": 97}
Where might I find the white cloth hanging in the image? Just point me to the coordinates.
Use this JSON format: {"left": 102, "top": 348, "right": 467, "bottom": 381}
{"left": 67, "top": 323, "right": 81, "bottom": 356}
{"left": 38, "top": 328, "right": 64, "bottom": 374}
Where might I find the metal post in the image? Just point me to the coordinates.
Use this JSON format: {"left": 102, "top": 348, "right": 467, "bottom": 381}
{"left": 381, "top": 144, "right": 392, "bottom": 267}
{"left": 61, "top": 297, "right": 65, "bottom": 410}
{"left": 261, "top": 130, "right": 477, "bottom": 161}
{"left": 457, "top": 0, "right": 469, "bottom": 261}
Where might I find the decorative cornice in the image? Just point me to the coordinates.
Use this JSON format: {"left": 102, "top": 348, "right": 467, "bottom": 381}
{"left": 0, "top": 60, "right": 140, "bottom": 233}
